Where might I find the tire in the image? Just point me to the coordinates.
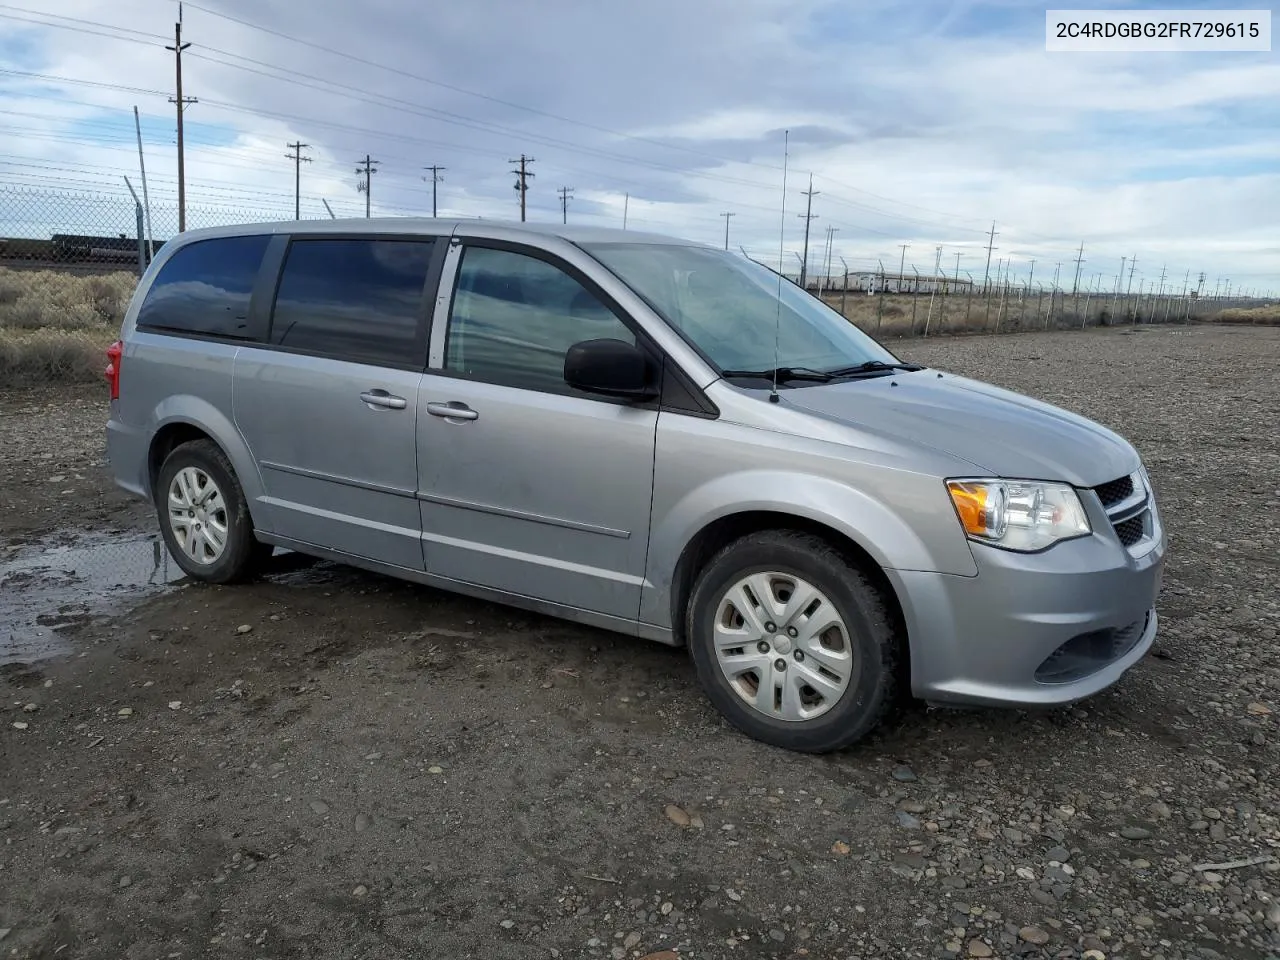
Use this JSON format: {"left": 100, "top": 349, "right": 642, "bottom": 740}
{"left": 686, "top": 530, "right": 902, "bottom": 753}
{"left": 155, "top": 438, "right": 272, "bottom": 584}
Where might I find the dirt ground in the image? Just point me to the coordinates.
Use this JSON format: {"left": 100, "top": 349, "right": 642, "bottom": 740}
{"left": 2, "top": 324, "right": 1278, "bottom": 960}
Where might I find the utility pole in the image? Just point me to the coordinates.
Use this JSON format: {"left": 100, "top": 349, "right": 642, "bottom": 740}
{"left": 839, "top": 255, "right": 849, "bottom": 315}
{"left": 510, "top": 155, "right": 535, "bottom": 222}
{"left": 954, "top": 251, "right": 963, "bottom": 282}
{"left": 166, "top": 10, "right": 197, "bottom": 232}
{"left": 720, "top": 211, "right": 735, "bottom": 250}
{"left": 557, "top": 186, "right": 574, "bottom": 224}
{"left": 924, "top": 245, "right": 943, "bottom": 334}
{"left": 1126, "top": 254, "right": 1138, "bottom": 296}
{"left": 623, "top": 192, "right": 629, "bottom": 230}
{"left": 897, "top": 243, "right": 910, "bottom": 294}
{"left": 982, "top": 221, "right": 999, "bottom": 293}
{"left": 285, "top": 142, "right": 311, "bottom": 220}
{"left": 423, "top": 165, "right": 446, "bottom": 217}
{"left": 818, "top": 226, "right": 839, "bottom": 296}
{"left": 1071, "top": 242, "right": 1086, "bottom": 295}
{"left": 797, "top": 174, "right": 819, "bottom": 288}
{"left": 355, "top": 155, "right": 379, "bottom": 217}
{"left": 1053, "top": 261, "right": 1062, "bottom": 291}
{"left": 1027, "top": 258, "right": 1037, "bottom": 295}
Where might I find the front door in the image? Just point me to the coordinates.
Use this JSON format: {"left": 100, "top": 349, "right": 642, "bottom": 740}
{"left": 234, "top": 236, "right": 437, "bottom": 569}
{"left": 416, "top": 242, "right": 658, "bottom": 621}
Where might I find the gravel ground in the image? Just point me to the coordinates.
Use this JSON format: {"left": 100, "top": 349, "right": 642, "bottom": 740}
{"left": 1, "top": 323, "right": 1278, "bottom": 960}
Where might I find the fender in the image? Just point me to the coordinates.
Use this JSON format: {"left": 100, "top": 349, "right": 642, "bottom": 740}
{"left": 638, "top": 468, "right": 978, "bottom": 629}
{"left": 148, "top": 394, "right": 273, "bottom": 533}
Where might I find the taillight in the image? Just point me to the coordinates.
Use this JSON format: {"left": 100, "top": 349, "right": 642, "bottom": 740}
{"left": 105, "top": 340, "right": 123, "bottom": 401}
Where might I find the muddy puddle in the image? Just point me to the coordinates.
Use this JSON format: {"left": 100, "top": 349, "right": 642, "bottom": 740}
{"left": 0, "top": 531, "right": 186, "bottom": 665}
{"left": 0, "top": 531, "right": 346, "bottom": 666}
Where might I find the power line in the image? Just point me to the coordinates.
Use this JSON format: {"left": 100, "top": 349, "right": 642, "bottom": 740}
{"left": 8, "top": 7, "right": 995, "bottom": 234}
{"left": 0, "top": 3, "right": 1006, "bottom": 232}
{"left": 0, "top": 65, "right": 1005, "bottom": 242}
{"left": 174, "top": 0, "right": 789, "bottom": 173}
{"left": 285, "top": 141, "right": 311, "bottom": 220}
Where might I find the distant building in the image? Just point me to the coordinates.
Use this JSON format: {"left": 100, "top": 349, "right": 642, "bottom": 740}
{"left": 845, "top": 272, "right": 974, "bottom": 295}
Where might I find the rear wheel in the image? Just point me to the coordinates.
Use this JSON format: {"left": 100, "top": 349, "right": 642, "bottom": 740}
{"left": 155, "top": 439, "right": 272, "bottom": 584}
{"left": 686, "top": 530, "right": 902, "bottom": 752}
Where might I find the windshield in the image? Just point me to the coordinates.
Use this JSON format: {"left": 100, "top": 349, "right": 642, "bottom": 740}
{"left": 583, "top": 242, "right": 900, "bottom": 376}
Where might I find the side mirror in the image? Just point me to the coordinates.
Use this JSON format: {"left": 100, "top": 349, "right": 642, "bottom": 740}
{"left": 564, "top": 338, "right": 657, "bottom": 400}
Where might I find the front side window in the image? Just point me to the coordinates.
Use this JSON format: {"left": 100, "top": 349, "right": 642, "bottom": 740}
{"left": 270, "top": 238, "right": 434, "bottom": 367}
{"left": 584, "top": 242, "right": 900, "bottom": 377}
{"left": 136, "top": 234, "right": 270, "bottom": 339}
{"left": 445, "top": 246, "right": 635, "bottom": 394}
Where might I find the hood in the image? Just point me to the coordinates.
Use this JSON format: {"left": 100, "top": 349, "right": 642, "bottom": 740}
{"left": 779, "top": 369, "right": 1139, "bottom": 488}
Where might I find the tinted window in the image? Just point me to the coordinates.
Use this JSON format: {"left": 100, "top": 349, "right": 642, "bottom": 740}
{"left": 445, "top": 246, "right": 635, "bottom": 394}
{"left": 270, "top": 238, "right": 434, "bottom": 367}
{"left": 136, "top": 235, "right": 269, "bottom": 338}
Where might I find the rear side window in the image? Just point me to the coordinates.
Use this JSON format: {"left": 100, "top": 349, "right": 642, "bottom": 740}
{"left": 136, "top": 235, "right": 270, "bottom": 339}
{"left": 270, "top": 238, "right": 434, "bottom": 368}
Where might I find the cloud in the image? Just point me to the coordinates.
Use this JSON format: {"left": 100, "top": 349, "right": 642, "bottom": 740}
{"left": 0, "top": 0, "right": 1274, "bottom": 290}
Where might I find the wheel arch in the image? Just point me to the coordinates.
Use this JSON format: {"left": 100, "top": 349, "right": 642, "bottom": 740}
{"left": 145, "top": 398, "right": 268, "bottom": 531}
{"left": 667, "top": 509, "right": 909, "bottom": 658}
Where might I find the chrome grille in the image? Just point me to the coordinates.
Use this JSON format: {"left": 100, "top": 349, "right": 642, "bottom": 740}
{"left": 1094, "top": 470, "right": 1156, "bottom": 555}
{"left": 1093, "top": 475, "right": 1134, "bottom": 509}
{"left": 1114, "top": 514, "right": 1145, "bottom": 547}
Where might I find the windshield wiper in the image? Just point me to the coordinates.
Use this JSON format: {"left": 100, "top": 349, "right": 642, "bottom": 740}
{"left": 825, "top": 360, "right": 925, "bottom": 377}
{"left": 719, "top": 366, "right": 835, "bottom": 384}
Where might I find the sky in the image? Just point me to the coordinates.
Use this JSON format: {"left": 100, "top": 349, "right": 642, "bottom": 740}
{"left": 0, "top": 0, "right": 1276, "bottom": 294}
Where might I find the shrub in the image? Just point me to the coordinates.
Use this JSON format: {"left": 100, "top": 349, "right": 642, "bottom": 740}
{"left": 1211, "top": 306, "right": 1280, "bottom": 325}
{"left": 0, "top": 328, "right": 113, "bottom": 385}
{"left": 0, "top": 267, "right": 136, "bottom": 331}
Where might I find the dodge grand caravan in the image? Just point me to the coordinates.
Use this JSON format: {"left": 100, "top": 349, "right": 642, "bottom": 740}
{"left": 105, "top": 219, "right": 1165, "bottom": 752}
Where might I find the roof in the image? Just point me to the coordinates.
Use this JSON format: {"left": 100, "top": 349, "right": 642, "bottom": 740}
{"left": 173, "top": 216, "right": 697, "bottom": 249}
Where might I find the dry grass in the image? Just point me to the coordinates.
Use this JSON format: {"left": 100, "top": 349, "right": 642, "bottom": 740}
{"left": 817, "top": 290, "right": 1122, "bottom": 338}
{"left": 0, "top": 266, "right": 132, "bottom": 384}
{"left": 0, "top": 266, "right": 136, "bottom": 331}
{"left": 0, "top": 327, "right": 114, "bottom": 385}
{"left": 1209, "top": 304, "right": 1280, "bottom": 325}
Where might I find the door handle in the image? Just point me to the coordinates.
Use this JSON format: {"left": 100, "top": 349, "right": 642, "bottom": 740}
{"left": 360, "top": 390, "right": 407, "bottom": 410}
{"left": 426, "top": 401, "right": 479, "bottom": 421}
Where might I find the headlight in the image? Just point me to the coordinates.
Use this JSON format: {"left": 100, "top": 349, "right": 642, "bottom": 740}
{"left": 946, "top": 479, "right": 1091, "bottom": 552}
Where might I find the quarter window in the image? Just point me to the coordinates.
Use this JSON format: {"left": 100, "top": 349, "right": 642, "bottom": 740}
{"left": 270, "top": 238, "right": 434, "bottom": 367}
{"left": 445, "top": 246, "right": 635, "bottom": 394}
{"left": 136, "top": 234, "right": 270, "bottom": 339}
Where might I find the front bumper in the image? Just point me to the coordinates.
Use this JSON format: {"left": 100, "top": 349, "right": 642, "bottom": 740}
{"left": 890, "top": 525, "right": 1165, "bottom": 708}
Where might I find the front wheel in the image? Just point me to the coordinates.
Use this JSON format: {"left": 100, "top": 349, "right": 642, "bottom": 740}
{"left": 155, "top": 439, "right": 272, "bottom": 584}
{"left": 686, "top": 530, "right": 902, "bottom": 753}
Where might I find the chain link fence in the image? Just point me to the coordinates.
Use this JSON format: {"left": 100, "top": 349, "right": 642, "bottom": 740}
{"left": 0, "top": 184, "right": 281, "bottom": 384}
{"left": 1, "top": 182, "right": 1272, "bottom": 385}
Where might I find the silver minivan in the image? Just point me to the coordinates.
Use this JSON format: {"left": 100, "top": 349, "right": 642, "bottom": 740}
{"left": 105, "top": 219, "right": 1165, "bottom": 752}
